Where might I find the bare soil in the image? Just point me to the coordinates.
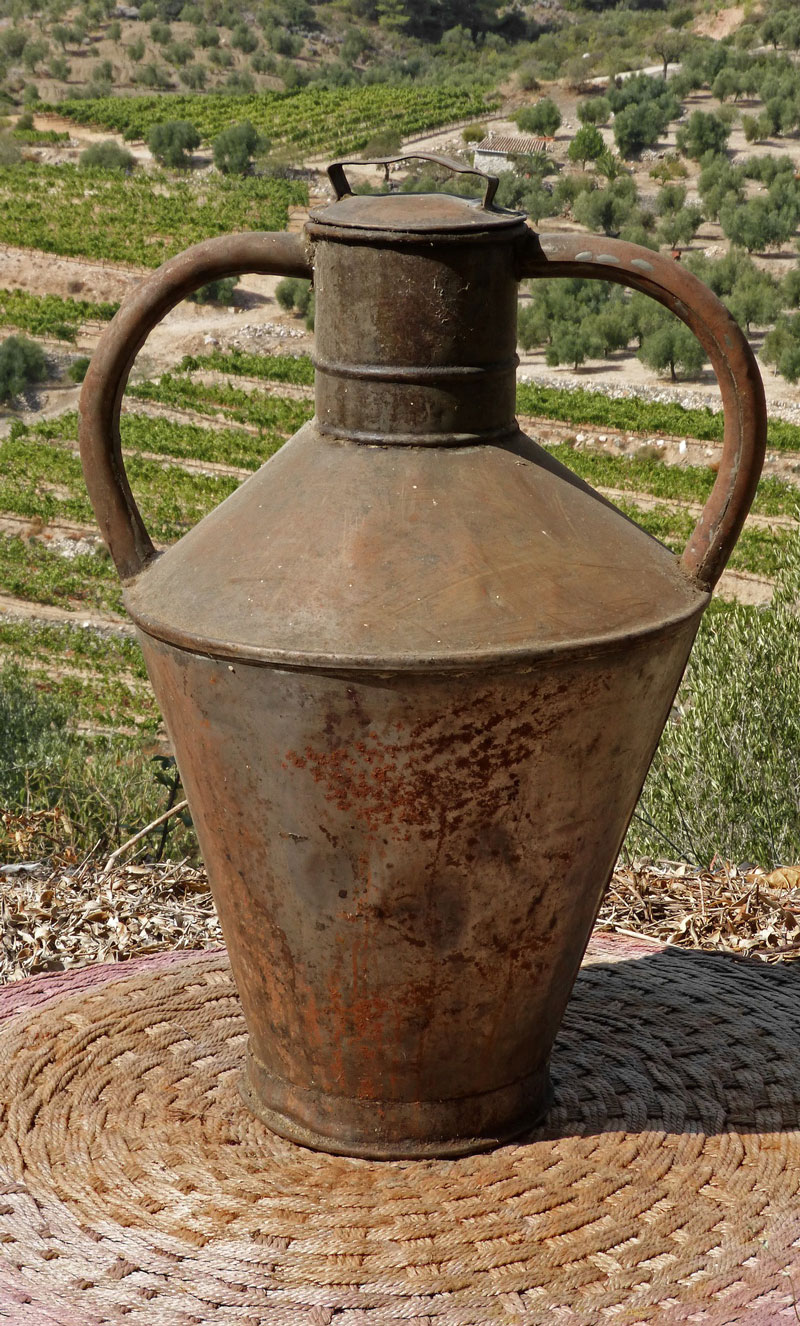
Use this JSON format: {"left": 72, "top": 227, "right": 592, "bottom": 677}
{"left": 693, "top": 6, "right": 747, "bottom": 41}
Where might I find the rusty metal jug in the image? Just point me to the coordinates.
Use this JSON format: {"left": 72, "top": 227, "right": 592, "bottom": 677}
{"left": 79, "top": 156, "right": 766, "bottom": 1159}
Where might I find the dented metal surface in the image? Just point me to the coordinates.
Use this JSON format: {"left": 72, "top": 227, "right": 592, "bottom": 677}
{"left": 79, "top": 161, "right": 766, "bottom": 1158}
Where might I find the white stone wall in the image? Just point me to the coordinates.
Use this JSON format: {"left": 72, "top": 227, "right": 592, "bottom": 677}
{"left": 472, "top": 149, "right": 515, "bottom": 175}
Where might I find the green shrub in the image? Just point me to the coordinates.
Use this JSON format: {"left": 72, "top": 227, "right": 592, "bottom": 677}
{"left": 147, "top": 119, "right": 199, "bottom": 168}
{"left": 213, "top": 120, "right": 259, "bottom": 175}
{"left": 0, "top": 334, "right": 47, "bottom": 403}
{"left": 0, "top": 135, "right": 21, "bottom": 167}
{"left": 232, "top": 23, "right": 258, "bottom": 53}
{"left": 568, "top": 124, "right": 604, "bottom": 168}
{"left": 79, "top": 140, "right": 135, "bottom": 172}
{"left": 577, "top": 96, "right": 610, "bottom": 126}
{"left": 67, "top": 355, "right": 90, "bottom": 383}
{"left": 187, "top": 276, "right": 239, "bottom": 305}
{"left": 275, "top": 276, "right": 312, "bottom": 316}
{"left": 462, "top": 123, "right": 486, "bottom": 144}
{"left": 676, "top": 110, "right": 730, "bottom": 160}
{"left": 515, "top": 98, "right": 561, "bottom": 137}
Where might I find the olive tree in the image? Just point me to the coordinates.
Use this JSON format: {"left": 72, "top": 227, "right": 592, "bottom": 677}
{"left": 147, "top": 120, "right": 200, "bottom": 169}
{"left": 676, "top": 111, "right": 730, "bottom": 161}
{"left": 515, "top": 98, "right": 561, "bottom": 138}
{"left": 0, "top": 335, "right": 47, "bottom": 403}
{"left": 213, "top": 120, "right": 260, "bottom": 175}
{"left": 638, "top": 318, "right": 705, "bottom": 381}
{"left": 577, "top": 96, "right": 609, "bottom": 126}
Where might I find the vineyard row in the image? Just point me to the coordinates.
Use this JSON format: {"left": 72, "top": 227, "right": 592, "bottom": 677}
{"left": 48, "top": 84, "right": 499, "bottom": 156}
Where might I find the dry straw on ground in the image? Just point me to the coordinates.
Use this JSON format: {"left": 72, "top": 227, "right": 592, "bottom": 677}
{"left": 1, "top": 817, "right": 799, "bottom": 982}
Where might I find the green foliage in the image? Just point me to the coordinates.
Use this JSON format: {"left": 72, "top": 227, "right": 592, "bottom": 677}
{"left": 782, "top": 265, "right": 800, "bottom": 309}
{"left": 0, "top": 288, "right": 117, "bottom": 340}
{"left": 633, "top": 299, "right": 705, "bottom": 381}
{"left": 0, "top": 165, "right": 306, "bottom": 266}
{"left": 514, "top": 97, "right": 561, "bottom": 137}
{"left": 67, "top": 356, "right": 90, "bottom": 383}
{"left": 0, "top": 534, "right": 121, "bottom": 616}
{"left": 763, "top": 315, "right": 800, "bottom": 384}
{"left": 137, "top": 62, "right": 172, "bottom": 89}
{"left": 719, "top": 196, "right": 791, "bottom": 254}
{"left": 179, "top": 63, "right": 207, "bottom": 89}
{"left": 0, "top": 136, "right": 22, "bottom": 168}
{"left": 696, "top": 155, "right": 744, "bottom": 221}
{"left": 21, "top": 409, "right": 279, "bottom": 473}
{"left": 49, "top": 85, "right": 500, "bottom": 160}
{"left": 79, "top": 139, "right": 135, "bottom": 171}
{"left": 0, "top": 660, "right": 193, "bottom": 858}
{"left": 518, "top": 278, "right": 632, "bottom": 368}
{"left": 514, "top": 379, "right": 800, "bottom": 452}
{"left": 0, "top": 334, "right": 46, "bottom": 402}
{"left": 686, "top": 250, "right": 782, "bottom": 333}
{"left": 178, "top": 349, "right": 314, "bottom": 385}
{"left": 149, "top": 18, "right": 171, "bottom": 44}
{"left": 572, "top": 174, "right": 637, "bottom": 234}
{"left": 275, "top": 276, "right": 312, "bottom": 316}
{"left": 0, "top": 422, "right": 242, "bottom": 542}
{"left": 208, "top": 46, "right": 234, "bottom": 69}
{"left": 165, "top": 40, "right": 193, "bottom": 67}
{"left": 127, "top": 373, "right": 314, "bottom": 433}
{"left": 631, "top": 535, "right": 800, "bottom": 867}
{"left": 213, "top": 119, "right": 260, "bottom": 174}
{"left": 568, "top": 123, "right": 604, "bottom": 167}
{"left": 0, "top": 661, "right": 77, "bottom": 808}
{"left": 147, "top": 118, "right": 199, "bottom": 168}
{"left": 652, "top": 26, "right": 686, "bottom": 79}
{"left": 655, "top": 183, "right": 702, "bottom": 248}
{"left": 613, "top": 101, "right": 668, "bottom": 157}
{"left": 462, "top": 123, "right": 486, "bottom": 143}
{"left": 636, "top": 320, "right": 704, "bottom": 381}
{"left": 187, "top": 276, "right": 239, "bottom": 305}
{"left": 11, "top": 123, "right": 69, "bottom": 144}
{"left": 577, "top": 95, "right": 609, "bottom": 126}
{"left": 675, "top": 109, "right": 730, "bottom": 160}
{"left": 231, "top": 23, "right": 258, "bottom": 53}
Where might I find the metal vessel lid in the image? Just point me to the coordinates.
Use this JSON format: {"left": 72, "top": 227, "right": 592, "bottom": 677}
{"left": 308, "top": 155, "right": 525, "bottom": 234}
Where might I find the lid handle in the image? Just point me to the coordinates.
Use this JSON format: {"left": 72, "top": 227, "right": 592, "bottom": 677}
{"left": 327, "top": 154, "right": 499, "bottom": 210}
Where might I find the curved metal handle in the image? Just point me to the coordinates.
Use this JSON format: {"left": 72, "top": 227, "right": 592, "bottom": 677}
{"left": 79, "top": 231, "right": 311, "bottom": 582}
{"left": 517, "top": 231, "right": 767, "bottom": 591}
{"left": 327, "top": 154, "right": 499, "bottom": 210}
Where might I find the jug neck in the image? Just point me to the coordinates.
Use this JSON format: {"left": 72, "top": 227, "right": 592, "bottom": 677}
{"left": 307, "top": 224, "right": 525, "bottom": 447}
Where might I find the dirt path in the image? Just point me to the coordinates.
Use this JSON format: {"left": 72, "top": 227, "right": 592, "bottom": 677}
{"left": 0, "top": 591, "right": 131, "bottom": 633}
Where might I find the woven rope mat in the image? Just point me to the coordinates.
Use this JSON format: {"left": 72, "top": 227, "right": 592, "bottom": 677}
{"left": 0, "top": 936, "right": 798, "bottom": 1326}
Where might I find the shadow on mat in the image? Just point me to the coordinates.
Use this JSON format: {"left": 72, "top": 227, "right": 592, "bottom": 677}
{"left": 522, "top": 946, "right": 800, "bottom": 1142}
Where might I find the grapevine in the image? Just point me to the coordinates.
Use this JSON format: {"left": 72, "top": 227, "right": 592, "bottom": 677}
{"left": 0, "top": 166, "right": 306, "bottom": 267}
{"left": 47, "top": 84, "right": 499, "bottom": 157}
{"left": 0, "top": 288, "right": 119, "bottom": 341}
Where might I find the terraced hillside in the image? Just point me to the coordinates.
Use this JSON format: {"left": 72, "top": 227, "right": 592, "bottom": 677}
{"left": 3, "top": 348, "right": 797, "bottom": 714}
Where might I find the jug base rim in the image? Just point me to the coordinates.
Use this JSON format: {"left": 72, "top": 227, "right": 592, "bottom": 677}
{"left": 239, "top": 1055, "right": 554, "bottom": 1160}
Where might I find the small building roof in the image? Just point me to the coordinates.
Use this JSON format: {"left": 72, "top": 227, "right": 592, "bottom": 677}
{"left": 474, "top": 134, "right": 550, "bottom": 156}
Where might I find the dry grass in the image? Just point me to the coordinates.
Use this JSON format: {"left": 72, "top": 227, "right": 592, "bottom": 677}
{"left": 1, "top": 836, "right": 799, "bottom": 983}
{"left": 601, "top": 861, "right": 800, "bottom": 963}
